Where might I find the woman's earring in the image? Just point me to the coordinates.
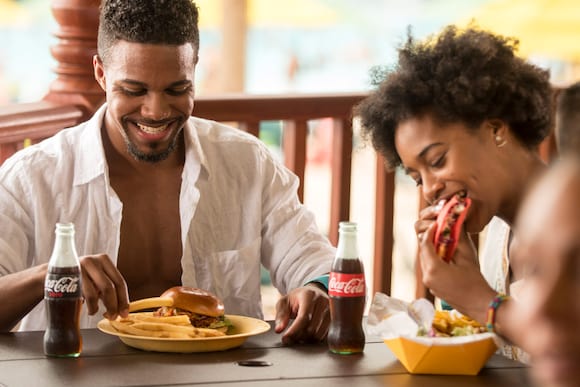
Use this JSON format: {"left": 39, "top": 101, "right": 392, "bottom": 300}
{"left": 495, "top": 135, "right": 507, "bottom": 148}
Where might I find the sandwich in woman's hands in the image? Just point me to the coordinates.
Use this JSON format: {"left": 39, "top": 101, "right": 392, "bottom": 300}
{"left": 433, "top": 192, "right": 472, "bottom": 262}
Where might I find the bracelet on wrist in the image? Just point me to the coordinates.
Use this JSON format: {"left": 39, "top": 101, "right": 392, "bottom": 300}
{"left": 304, "top": 274, "right": 329, "bottom": 291}
{"left": 486, "top": 293, "right": 510, "bottom": 333}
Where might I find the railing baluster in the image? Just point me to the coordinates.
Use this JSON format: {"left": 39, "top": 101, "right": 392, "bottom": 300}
{"left": 329, "top": 117, "right": 352, "bottom": 245}
{"left": 239, "top": 121, "right": 260, "bottom": 138}
{"left": 0, "top": 143, "right": 18, "bottom": 164}
{"left": 373, "top": 156, "right": 395, "bottom": 295}
{"left": 282, "top": 119, "right": 307, "bottom": 203}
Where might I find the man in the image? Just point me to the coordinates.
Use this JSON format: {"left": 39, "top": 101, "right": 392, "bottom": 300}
{"left": 0, "top": 0, "right": 333, "bottom": 344}
{"left": 511, "top": 157, "right": 580, "bottom": 387}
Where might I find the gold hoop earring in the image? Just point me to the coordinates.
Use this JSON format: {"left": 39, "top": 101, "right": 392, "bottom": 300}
{"left": 495, "top": 135, "right": 507, "bottom": 148}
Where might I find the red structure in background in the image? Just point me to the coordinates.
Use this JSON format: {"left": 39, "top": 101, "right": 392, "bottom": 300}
{"left": 44, "top": 0, "right": 104, "bottom": 119}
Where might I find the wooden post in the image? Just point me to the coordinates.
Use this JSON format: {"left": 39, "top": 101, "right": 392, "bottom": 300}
{"left": 220, "top": 0, "right": 247, "bottom": 92}
{"left": 282, "top": 119, "right": 308, "bottom": 203}
{"left": 44, "top": 0, "right": 104, "bottom": 119}
{"left": 329, "top": 117, "right": 353, "bottom": 245}
{"left": 373, "top": 156, "right": 395, "bottom": 295}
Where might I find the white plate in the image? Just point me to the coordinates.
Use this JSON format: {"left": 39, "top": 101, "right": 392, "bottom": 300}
{"left": 97, "top": 313, "right": 271, "bottom": 353}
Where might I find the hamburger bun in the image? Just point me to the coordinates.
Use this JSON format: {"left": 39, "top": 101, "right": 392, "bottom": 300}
{"left": 129, "top": 286, "right": 224, "bottom": 316}
{"left": 160, "top": 286, "right": 224, "bottom": 317}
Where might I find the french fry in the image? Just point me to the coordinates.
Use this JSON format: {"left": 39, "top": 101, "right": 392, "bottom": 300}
{"left": 128, "top": 313, "right": 191, "bottom": 326}
{"left": 111, "top": 320, "right": 181, "bottom": 338}
{"left": 128, "top": 296, "right": 174, "bottom": 312}
{"left": 430, "top": 310, "right": 486, "bottom": 336}
{"left": 189, "top": 327, "right": 227, "bottom": 338}
{"left": 110, "top": 313, "right": 227, "bottom": 339}
{"left": 131, "top": 321, "right": 198, "bottom": 335}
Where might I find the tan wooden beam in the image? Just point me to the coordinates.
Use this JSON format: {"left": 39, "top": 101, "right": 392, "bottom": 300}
{"left": 220, "top": 0, "right": 247, "bottom": 92}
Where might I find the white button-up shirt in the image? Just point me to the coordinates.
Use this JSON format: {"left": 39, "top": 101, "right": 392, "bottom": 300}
{"left": 0, "top": 104, "right": 334, "bottom": 331}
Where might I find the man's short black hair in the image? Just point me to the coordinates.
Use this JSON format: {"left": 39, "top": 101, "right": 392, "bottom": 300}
{"left": 98, "top": 0, "right": 199, "bottom": 65}
{"left": 356, "top": 25, "right": 553, "bottom": 170}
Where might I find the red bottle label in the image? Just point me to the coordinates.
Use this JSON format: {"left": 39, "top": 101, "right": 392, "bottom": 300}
{"left": 328, "top": 272, "right": 366, "bottom": 297}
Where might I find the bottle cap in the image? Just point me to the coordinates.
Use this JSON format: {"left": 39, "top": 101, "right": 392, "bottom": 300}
{"left": 55, "top": 223, "right": 75, "bottom": 235}
{"left": 339, "top": 221, "right": 357, "bottom": 233}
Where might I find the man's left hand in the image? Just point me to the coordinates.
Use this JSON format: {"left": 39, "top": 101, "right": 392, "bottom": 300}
{"left": 274, "top": 284, "right": 329, "bottom": 345}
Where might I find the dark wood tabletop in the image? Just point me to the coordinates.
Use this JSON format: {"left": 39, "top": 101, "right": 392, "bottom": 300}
{"left": 0, "top": 321, "right": 531, "bottom": 387}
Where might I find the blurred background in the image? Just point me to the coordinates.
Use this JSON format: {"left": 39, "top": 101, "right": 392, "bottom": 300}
{"left": 2, "top": 0, "right": 579, "bottom": 318}
{"left": 2, "top": 0, "right": 578, "bottom": 104}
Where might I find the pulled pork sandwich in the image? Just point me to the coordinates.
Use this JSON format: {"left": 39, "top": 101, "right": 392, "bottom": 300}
{"left": 433, "top": 192, "right": 472, "bottom": 262}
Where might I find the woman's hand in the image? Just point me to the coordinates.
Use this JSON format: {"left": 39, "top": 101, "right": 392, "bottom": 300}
{"left": 417, "top": 220, "right": 496, "bottom": 324}
{"left": 414, "top": 201, "right": 442, "bottom": 241}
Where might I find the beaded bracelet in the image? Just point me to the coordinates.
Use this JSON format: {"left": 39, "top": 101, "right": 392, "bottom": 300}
{"left": 486, "top": 293, "right": 511, "bottom": 332}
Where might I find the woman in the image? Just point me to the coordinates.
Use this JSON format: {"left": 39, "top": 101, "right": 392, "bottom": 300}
{"left": 356, "top": 25, "right": 553, "bottom": 359}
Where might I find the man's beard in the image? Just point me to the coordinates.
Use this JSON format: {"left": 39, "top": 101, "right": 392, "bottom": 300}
{"left": 120, "top": 124, "right": 181, "bottom": 163}
{"left": 126, "top": 137, "right": 179, "bottom": 163}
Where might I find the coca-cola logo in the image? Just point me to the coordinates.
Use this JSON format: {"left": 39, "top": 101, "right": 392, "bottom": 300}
{"left": 45, "top": 276, "right": 80, "bottom": 298}
{"left": 328, "top": 273, "right": 365, "bottom": 297}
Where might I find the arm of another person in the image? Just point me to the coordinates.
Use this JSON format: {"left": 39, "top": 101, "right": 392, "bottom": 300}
{"left": 257, "top": 147, "right": 335, "bottom": 344}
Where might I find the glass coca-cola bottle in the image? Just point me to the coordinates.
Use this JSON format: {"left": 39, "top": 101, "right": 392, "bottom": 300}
{"left": 43, "top": 222, "right": 83, "bottom": 357}
{"left": 327, "top": 221, "right": 366, "bottom": 354}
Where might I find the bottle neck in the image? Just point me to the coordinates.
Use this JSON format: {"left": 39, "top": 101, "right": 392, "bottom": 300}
{"left": 50, "top": 230, "right": 80, "bottom": 267}
{"left": 336, "top": 231, "right": 359, "bottom": 259}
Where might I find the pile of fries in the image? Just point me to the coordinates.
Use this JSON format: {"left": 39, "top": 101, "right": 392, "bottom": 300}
{"left": 429, "top": 310, "right": 487, "bottom": 337}
{"left": 110, "top": 313, "right": 227, "bottom": 339}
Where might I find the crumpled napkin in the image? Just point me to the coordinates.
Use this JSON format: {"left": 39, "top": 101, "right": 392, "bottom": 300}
{"left": 366, "top": 292, "right": 435, "bottom": 339}
{"left": 366, "top": 292, "right": 500, "bottom": 347}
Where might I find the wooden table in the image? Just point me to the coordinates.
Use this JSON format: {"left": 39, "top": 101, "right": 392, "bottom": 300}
{"left": 0, "top": 322, "right": 531, "bottom": 387}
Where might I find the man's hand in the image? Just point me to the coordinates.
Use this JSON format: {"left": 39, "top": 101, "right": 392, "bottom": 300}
{"left": 79, "top": 254, "right": 129, "bottom": 320}
{"left": 274, "top": 284, "right": 330, "bottom": 345}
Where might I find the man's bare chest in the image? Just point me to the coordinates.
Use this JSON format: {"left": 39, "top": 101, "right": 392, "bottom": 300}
{"left": 111, "top": 175, "right": 183, "bottom": 298}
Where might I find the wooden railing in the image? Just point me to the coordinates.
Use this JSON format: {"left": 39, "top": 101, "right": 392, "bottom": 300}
{"left": 0, "top": 93, "right": 396, "bottom": 296}
{"left": 194, "top": 92, "right": 366, "bottom": 242}
{"left": 0, "top": 102, "right": 85, "bottom": 162}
